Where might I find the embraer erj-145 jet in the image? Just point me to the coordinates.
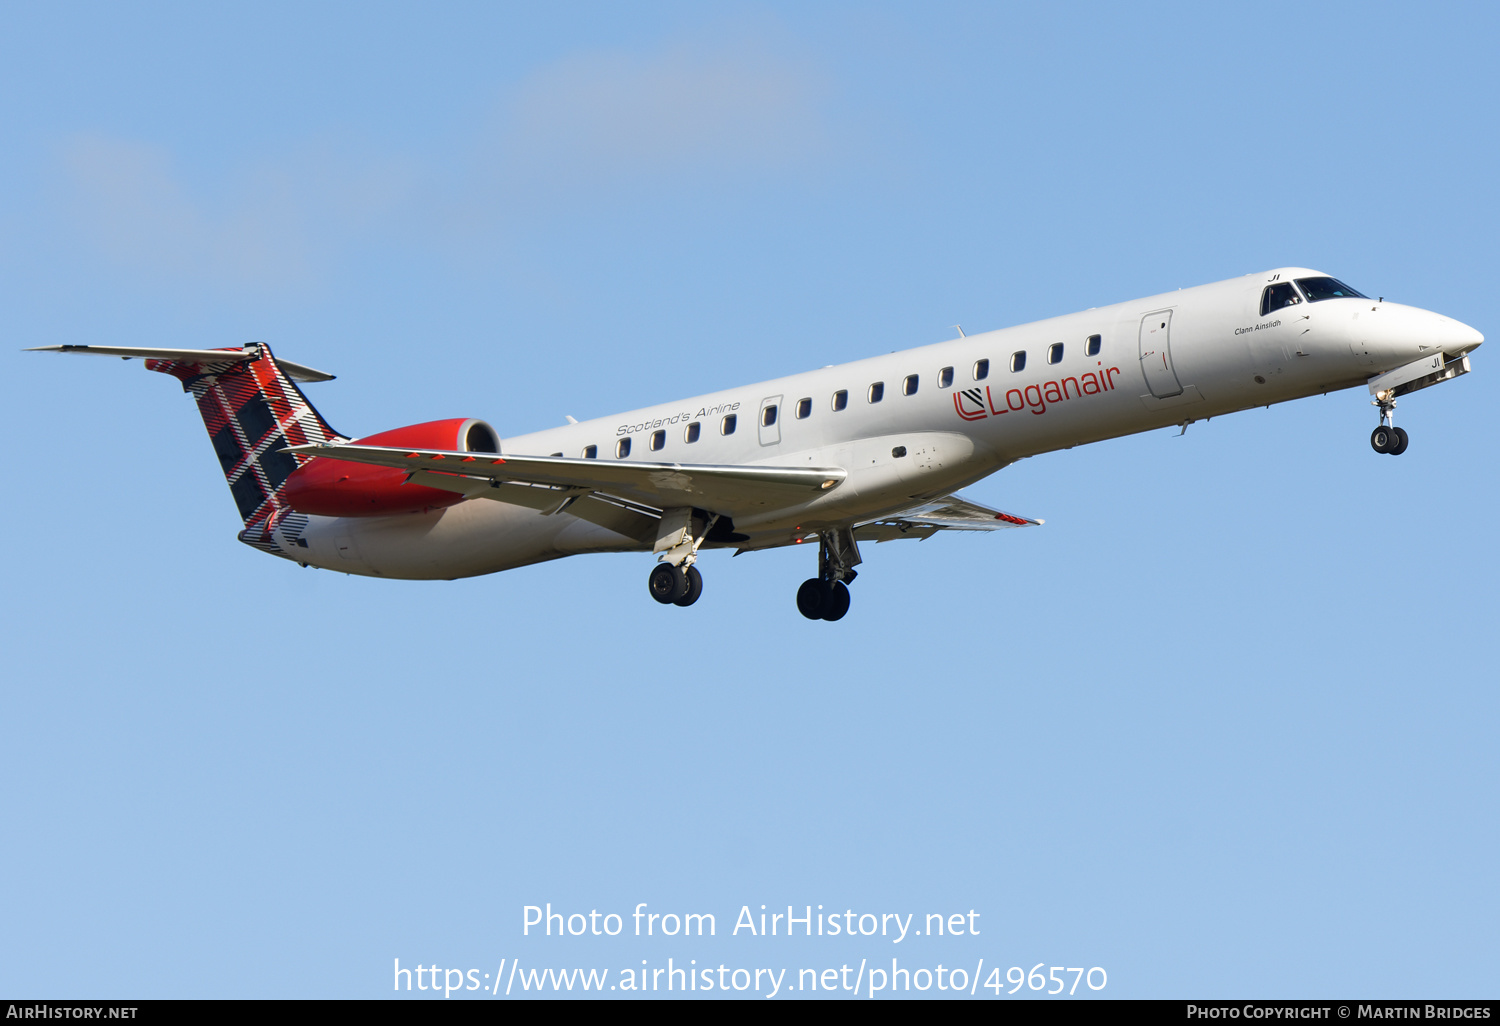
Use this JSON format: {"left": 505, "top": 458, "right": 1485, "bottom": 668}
{"left": 33, "top": 268, "right": 1482, "bottom": 621}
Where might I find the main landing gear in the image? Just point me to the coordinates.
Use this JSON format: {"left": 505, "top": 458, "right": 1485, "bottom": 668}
{"left": 1370, "top": 390, "right": 1410, "bottom": 455}
{"left": 648, "top": 563, "right": 703, "bottom": 606}
{"left": 644, "top": 514, "right": 867, "bottom": 620}
{"left": 797, "top": 528, "right": 862, "bottom": 622}
{"left": 647, "top": 508, "right": 716, "bottom": 608}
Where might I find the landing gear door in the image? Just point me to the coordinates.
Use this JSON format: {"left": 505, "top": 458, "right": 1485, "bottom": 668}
{"left": 1139, "top": 310, "right": 1183, "bottom": 398}
{"left": 758, "top": 394, "right": 782, "bottom": 446}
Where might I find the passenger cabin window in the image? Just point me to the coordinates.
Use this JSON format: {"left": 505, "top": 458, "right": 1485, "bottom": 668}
{"left": 795, "top": 397, "right": 812, "bottom": 419}
{"left": 762, "top": 404, "right": 778, "bottom": 427}
{"left": 1261, "top": 282, "right": 1303, "bottom": 316}
{"left": 938, "top": 366, "right": 954, "bottom": 388}
{"left": 973, "top": 359, "right": 989, "bottom": 381}
{"left": 722, "top": 414, "right": 737, "bottom": 435}
{"left": 1010, "top": 351, "right": 1026, "bottom": 373}
{"left": 868, "top": 382, "right": 885, "bottom": 403}
{"left": 1047, "top": 343, "right": 1063, "bottom": 365}
{"left": 685, "top": 422, "right": 700, "bottom": 443}
{"left": 616, "top": 437, "right": 631, "bottom": 458}
{"left": 1085, "top": 334, "right": 1102, "bottom": 357}
{"left": 1294, "top": 276, "right": 1367, "bottom": 302}
{"left": 582, "top": 445, "right": 597, "bottom": 459}
{"left": 903, "top": 374, "right": 919, "bottom": 396}
{"left": 649, "top": 430, "right": 665, "bottom": 451}
{"left": 832, "top": 390, "right": 848, "bottom": 411}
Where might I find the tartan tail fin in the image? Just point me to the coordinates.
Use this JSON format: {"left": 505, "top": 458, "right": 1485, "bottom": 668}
{"left": 143, "top": 343, "right": 345, "bottom": 548}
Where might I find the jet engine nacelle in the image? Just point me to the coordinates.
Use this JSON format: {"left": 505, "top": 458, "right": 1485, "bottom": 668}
{"left": 284, "top": 417, "right": 500, "bottom": 517}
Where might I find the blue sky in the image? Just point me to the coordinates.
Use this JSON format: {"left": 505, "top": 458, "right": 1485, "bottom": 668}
{"left": 2, "top": 1, "right": 1495, "bottom": 999}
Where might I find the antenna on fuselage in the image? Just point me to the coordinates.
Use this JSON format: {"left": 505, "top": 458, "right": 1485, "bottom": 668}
{"left": 565, "top": 415, "right": 578, "bottom": 425}
{"left": 953, "top": 324, "right": 966, "bottom": 338}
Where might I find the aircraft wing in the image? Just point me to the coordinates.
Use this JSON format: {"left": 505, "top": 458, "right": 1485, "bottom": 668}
{"left": 26, "top": 344, "right": 335, "bottom": 383}
{"left": 283, "top": 442, "right": 846, "bottom": 518}
{"left": 853, "top": 494, "right": 1042, "bottom": 543}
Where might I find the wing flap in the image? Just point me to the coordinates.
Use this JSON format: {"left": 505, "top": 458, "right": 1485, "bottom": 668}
{"left": 288, "top": 442, "right": 846, "bottom": 518}
{"left": 406, "top": 469, "right": 659, "bottom": 543}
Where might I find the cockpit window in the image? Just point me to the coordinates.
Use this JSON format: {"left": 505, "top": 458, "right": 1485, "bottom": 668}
{"left": 1294, "top": 276, "right": 1367, "bottom": 302}
{"left": 1260, "top": 282, "right": 1303, "bottom": 317}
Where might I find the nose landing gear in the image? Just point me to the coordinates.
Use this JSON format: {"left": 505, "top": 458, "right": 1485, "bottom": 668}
{"left": 797, "top": 528, "right": 861, "bottom": 622}
{"left": 1370, "top": 424, "right": 1408, "bottom": 455}
{"left": 1370, "top": 391, "right": 1410, "bottom": 455}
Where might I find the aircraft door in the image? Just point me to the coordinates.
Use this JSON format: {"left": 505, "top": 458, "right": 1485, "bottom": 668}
{"left": 1138, "top": 310, "right": 1183, "bottom": 398}
{"left": 758, "top": 395, "right": 782, "bottom": 446}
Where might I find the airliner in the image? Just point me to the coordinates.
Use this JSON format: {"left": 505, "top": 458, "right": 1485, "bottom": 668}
{"left": 31, "top": 267, "right": 1481, "bottom": 620}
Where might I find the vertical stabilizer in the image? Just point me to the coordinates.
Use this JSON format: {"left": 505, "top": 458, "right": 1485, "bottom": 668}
{"left": 144, "top": 344, "right": 345, "bottom": 553}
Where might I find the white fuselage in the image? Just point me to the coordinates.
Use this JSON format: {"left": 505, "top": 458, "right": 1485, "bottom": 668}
{"left": 292, "top": 268, "right": 1482, "bottom": 579}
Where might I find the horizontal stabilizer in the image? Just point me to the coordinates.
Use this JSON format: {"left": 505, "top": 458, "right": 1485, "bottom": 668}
{"left": 283, "top": 442, "right": 846, "bottom": 518}
{"left": 26, "top": 344, "right": 335, "bottom": 383}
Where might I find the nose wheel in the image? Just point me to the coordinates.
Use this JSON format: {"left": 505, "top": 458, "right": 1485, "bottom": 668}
{"left": 1370, "top": 425, "right": 1408, "bottom": 455}
{"left": 1370, "top": 391, "right": 1409, "bottom": 455}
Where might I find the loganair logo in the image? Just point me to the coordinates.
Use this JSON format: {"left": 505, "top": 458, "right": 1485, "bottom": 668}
{"left": 954, "top": 364, "right": 1122, "bottom": 421}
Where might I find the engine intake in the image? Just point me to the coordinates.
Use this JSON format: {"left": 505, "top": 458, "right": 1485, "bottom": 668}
{"left": 284, "top": 417, "right": 500, "bottom": 517}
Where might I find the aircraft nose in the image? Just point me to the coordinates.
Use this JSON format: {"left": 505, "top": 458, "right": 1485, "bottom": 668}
{"left": 1393, "top": 306, "right": 1484, "bottom": 356}
{"left": 1435, "top": 314, "right": 1484, "bottom": 355}
{"left": 1347, "top": 301, "right": 1483, "bottom": 369}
